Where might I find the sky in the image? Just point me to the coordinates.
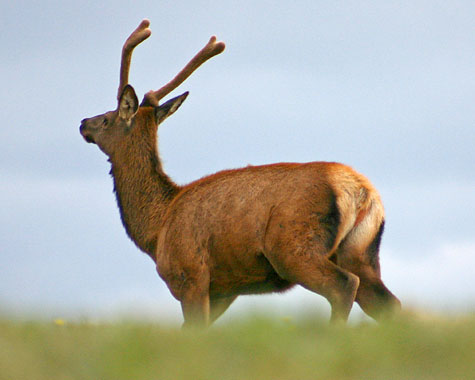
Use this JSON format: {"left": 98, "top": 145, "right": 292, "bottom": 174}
{"left": 1, "top": 1, "right": 474, "bottom": 324}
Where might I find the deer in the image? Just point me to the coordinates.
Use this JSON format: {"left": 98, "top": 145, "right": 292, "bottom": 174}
{"left": 80, "top": 19, "right": 401, "bottom": 328}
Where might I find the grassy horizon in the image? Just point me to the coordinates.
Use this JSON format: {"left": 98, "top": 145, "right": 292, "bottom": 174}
{"left": 1, "top": 313, "right": 474, "bottom": 380}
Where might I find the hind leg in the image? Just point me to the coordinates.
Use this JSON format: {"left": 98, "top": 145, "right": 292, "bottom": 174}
{"left": 337, "top": 252, "right": 401, "bottom": 320}
{"left": 268, "top": 251, "right": 359, "bottom": 322}
{"left": 355, "top": 274, "right": 401, "bottom": 320}
{"left": 337, "top": 226, "right": 401, "bottom": 321}
{"left": 319, "top": 260, "right": 360, "bottom": 323}
{"left": 263, "top": 202, "right": 362, "bottom": 323}
{"left": 264, "top": 236, "right": 359, "bottom": 323}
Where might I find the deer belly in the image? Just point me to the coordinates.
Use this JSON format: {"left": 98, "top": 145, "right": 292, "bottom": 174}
{"left": 208, "top": 251, "right": 294, "bottom": 297}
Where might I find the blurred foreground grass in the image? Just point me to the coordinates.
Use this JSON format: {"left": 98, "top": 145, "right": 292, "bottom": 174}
{"left": 1, "top": 314, "right": 474, "bottom": 380}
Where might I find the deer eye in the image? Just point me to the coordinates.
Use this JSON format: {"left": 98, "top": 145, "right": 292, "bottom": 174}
{"left": 102, "top": 118, "right": 108, "bottom": 126}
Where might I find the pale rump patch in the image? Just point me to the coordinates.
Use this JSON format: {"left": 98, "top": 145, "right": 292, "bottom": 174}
{"left": 326, "top": 163, "right": 385, "bottom": 258}
{"left": 354, "top": 208, "right": 369, "bottom": 227}
{"left": 343, "top": 199, "right": 385, "bottom": 254}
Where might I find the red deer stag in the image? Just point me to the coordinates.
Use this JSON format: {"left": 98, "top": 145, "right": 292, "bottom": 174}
{"left": 80, "top": 19, "right": 401, "bottom": 327}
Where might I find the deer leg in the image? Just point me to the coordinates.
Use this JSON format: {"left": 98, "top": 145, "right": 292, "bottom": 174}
{"left": 265, "top": 251, "right": 359, "bottom": 323}
{"left": 336, "top": 239, "right": 401, "bottom": 321}
{"left": 180, "top": 290, "right": 210, "bottom": 329}
{"left": 209, "top": 295, "right": 238, "bottom": 324}
{"left": 264, "top": 209, "right": 360, "bottom": 323}
{"left": 327, "top": 267, "right": 360, "bottom": 323}
{"left": 354, "top": 276, "right": 401, "bottom": 320}
{"left": 177, "top": 268, "right": 211, "bottom": 329}
{"left": 299, "top": 259, "right": 359, "bottom": 323}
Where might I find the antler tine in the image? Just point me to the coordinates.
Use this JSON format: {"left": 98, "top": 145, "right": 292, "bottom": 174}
{"left": 117, "top": 19, "right": 152, "bottom": 100}
{"left": 141, "top": 36, "right": 225, "bottom": 107}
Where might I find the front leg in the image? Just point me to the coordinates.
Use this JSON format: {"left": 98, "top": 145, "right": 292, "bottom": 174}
{"left": 178, "top": 268, "right": 211, "bottom": 329}
{"left": 156, "top": 246, "right": 211, "bottom": 328}
{"left": 181, "top": 291, "right": 210, "bottom": 328}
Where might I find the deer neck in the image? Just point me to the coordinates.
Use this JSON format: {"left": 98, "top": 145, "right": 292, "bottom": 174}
{"left": 109, "top": 124, "right": 179, "bottom": 260}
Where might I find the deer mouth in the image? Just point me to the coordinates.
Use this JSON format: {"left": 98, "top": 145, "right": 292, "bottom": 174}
{"left": 83, "top": 135, "right": 95, "bottom": 144}
{"left": 81, "top": 131, "right": 95, "bottom": 144}
{"left": 80, "top": 124, "right": 95, "bottom": 144}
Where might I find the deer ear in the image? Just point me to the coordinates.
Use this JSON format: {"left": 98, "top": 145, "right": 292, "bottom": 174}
{"left": 155, "top": 92, "right": 189, "bottom": 124}
{"left": 118, "top": 85, "right": 139, "bottom": 122}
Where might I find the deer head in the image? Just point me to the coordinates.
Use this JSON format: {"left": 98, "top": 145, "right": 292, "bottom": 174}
{"left": 80, "top": 19, "right": 225, "bottom": 157}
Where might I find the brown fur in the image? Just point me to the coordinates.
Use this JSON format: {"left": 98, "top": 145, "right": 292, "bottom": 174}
{"left": 80, "top": 29, "right": 400, "bottom": 327}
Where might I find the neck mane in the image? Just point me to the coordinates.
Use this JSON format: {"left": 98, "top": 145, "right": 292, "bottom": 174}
{"left": 109, "top": 111, "right": 180, "bottom": 260}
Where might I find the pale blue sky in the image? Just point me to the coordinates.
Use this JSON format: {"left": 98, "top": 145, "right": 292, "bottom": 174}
{"left": 1, "top": 1, "right": 474, "bottom": 322}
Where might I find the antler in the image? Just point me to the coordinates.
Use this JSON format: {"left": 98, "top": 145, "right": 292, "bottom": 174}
{"left": 141, "top": 36, "right": 225, "bottom": 107}
{"left": 117, "top": 19, "right": 152, "bottom": 101}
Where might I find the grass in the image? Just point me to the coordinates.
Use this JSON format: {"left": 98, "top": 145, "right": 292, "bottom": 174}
{"left": 1, "top": 314, "right": 474, "bottom": 380}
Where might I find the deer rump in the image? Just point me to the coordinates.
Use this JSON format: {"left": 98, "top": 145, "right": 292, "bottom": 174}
{"left": 156, "top": 161, "right": 383, "bottom": 301}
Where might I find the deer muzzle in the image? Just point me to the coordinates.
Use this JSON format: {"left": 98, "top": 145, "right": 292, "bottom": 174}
{"left": 80, "top": 122, "right": 95, "bottom": 144}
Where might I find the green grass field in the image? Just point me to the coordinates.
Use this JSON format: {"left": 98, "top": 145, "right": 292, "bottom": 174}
{"left": 1, "top": 314, "right": 474, "bottom": 380}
